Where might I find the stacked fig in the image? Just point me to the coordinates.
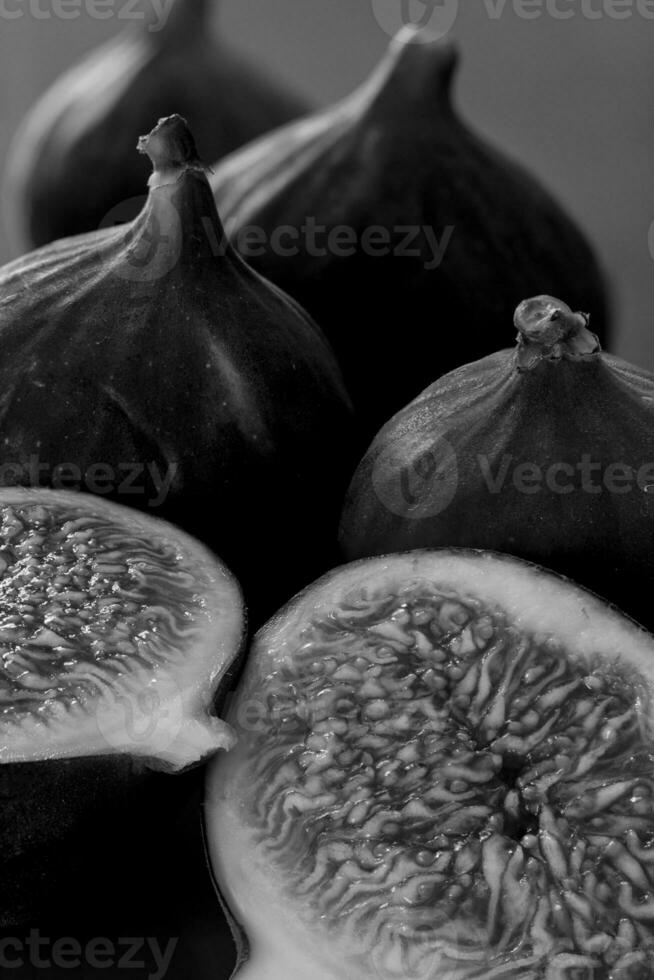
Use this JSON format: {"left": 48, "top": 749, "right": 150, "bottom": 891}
{"left": 1, "top": 8, "right": 654, "bottom": 980}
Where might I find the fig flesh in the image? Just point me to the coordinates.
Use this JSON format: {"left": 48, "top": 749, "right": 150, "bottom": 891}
{"left": 0, "top": 487, "right": 244, "bottom": 927}
{"left": 206, "top": 550, "right": 654, "bottom": 980}
{"left": 211, "top": 26, "right": 610, "bottom": 441}
{"left": 5, "top": 0, "right": 307, "bottom": 250}
{"left": 341, "top": 295, "right": 654, "bottom": 631}
{"left": 0, "top": 115, "right": 354, "bottom": 622}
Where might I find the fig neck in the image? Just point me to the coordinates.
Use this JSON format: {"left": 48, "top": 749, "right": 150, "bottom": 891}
{"left": 132, "top": 114, "right": 233, "bottom": 267}
{"left": 514, "top": 295, "right": 601, "bottom": 372}
{"left": 139, "top": 114, "right": 207, "bottom": 187}
{"left": 358, "top": 26, "right": 458, "bottom": 123}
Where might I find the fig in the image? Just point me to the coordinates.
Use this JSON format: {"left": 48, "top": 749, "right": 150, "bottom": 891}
{"left": 0, "top": 115, "right": 353, "bottom": 621}
{"left": 0, "top": 486, "right": 244, "bottom": 927}
{"left": 210, "top": 26, "right": 610, "bottom": 441}
{"left": 206, "top": 550, "right": 654, "bottom": 979}
{"left": 5, "top": 0, "right": 306, "bottom": 250}
{"left": 340, "top": 295, "right": 654, "bottom": 631}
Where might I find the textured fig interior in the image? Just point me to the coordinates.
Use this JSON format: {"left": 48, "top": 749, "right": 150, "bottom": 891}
{"left": 208, "top": 555, "right": 654, "bottom": 980}
{"left": 0, "top": 490, "right": 242, "bottom": 768}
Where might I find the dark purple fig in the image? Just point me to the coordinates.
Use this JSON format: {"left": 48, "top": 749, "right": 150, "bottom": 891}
{"left": 5, "top": 0, "right": 307, "bottom": 250}
{"left": 0, "top": 487, "right": 244, "bottom": 927}
{"left": 206, "top": 549, "right": 654, "bottom": 979}
{"left": 211, "top": 26, "right": 610, "bottom": 443}
{"left": 0, "top": 115, "right": 354, "bottom": 622}
{"left": 340, "top": 295, "right": 654, "bottom": 631}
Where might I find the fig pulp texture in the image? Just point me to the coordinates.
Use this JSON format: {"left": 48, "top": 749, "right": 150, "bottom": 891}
{"left": 341, "top": 295, "right": 654, "bottom": 631}
{"left": 206, "top": 550, "right": 654, "bottom": 980}
{"left": 0, "top": 115, "right": 354, "bottom": 622}
{"left": 5, "top": 0, "right": 307, "bottom": 250}
{"left": 211, "top": 26, "right": 610, "bottom": 442}
{"left": 0, "top": 487, "right": 244, "bottom": 927}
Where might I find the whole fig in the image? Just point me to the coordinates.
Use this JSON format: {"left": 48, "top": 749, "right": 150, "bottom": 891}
{"left": 340, "top": 295, "right": 654, "bottom": 630}
{"left": 0, "top": 115, "right": 354, "bottom": 622}
{"left": 5, "top": 0, "right": 306, "bottom": 250}
{"left": 212, "top": 27, "right": 610, "bottom": 442}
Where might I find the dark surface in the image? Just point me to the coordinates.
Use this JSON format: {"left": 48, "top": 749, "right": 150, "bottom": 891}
{"left": 0, "top": 767, "right": 236, "bottom": 980}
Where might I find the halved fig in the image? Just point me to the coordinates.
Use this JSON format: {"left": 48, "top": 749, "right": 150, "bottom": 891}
{"left": 0, "top": 487, "right": 244, "bottom": 926}
{"left": 206, "top": 551, "right": 654, "bottom": 980}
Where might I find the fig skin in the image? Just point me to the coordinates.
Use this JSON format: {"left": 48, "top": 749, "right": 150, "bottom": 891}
{"left": 340, "top": 295, "right": 654, "bottom": 631}
{"left": 4, "top": 0, "right": 307, "bottom": 250}
{"left": 211, "top": 26, "right": 610, "bottom": 443}
{"left": 0, "top": 116, "right": 354, "bottom": 622}
{"left": 205, "top": 549, "right": 654, "bottom": 980}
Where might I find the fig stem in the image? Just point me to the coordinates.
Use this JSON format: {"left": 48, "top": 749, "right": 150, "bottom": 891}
{"left": 364, "top": 27, "right": 459, "bottom": 113}
{"left": 514, "top": 295, "right": 600, "bottom": 371}
{"left": 138, "top": 115, "right": 207, "bottom": 187}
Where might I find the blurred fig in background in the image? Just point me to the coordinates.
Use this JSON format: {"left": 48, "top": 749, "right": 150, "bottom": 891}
{"left": 212, "top": 26, "right": 610, "bottom": 442}
{"left": 4, "top": 0, "right": 307, "bottom": 250}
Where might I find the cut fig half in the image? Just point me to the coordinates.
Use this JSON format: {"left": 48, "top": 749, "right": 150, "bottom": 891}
{"left": 0, "top": 487, "right": 244, "bottom": 926}
{"left": 206, "top": 550, "right": 654, "bottom": 980}
{"left": 0, "top": 487, "right": 244, "bottom": 771}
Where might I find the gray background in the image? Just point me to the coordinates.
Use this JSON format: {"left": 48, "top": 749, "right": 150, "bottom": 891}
{"left": 0, "top": 0, "right": 652, "bottom": 366}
